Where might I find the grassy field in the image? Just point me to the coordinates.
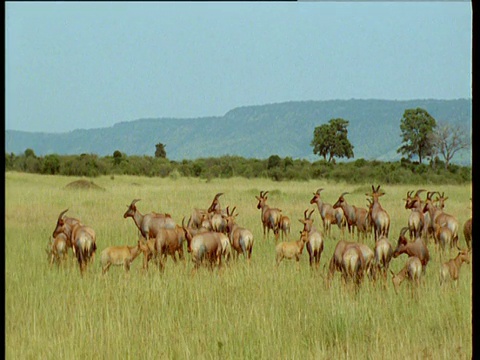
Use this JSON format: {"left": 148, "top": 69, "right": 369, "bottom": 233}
{"left": 5, "top": 172, "right": 472, "bottom": 359}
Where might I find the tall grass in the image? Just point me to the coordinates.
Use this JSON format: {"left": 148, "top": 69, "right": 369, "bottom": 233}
{"left": 5, "top": 172, "right": 472, "bottom": 359}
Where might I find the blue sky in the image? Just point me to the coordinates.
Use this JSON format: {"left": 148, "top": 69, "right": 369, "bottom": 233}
{"left": 6, "top": 2, "right": 472, "bottom": 133}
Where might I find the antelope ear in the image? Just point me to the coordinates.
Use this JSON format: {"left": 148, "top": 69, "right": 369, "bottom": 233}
{"left": 298, "top": 219, "right": 305, "bottom": 224}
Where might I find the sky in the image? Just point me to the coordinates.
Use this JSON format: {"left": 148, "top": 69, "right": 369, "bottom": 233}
{"left": 5, "top": 2, "right": 472, "bottom": 134}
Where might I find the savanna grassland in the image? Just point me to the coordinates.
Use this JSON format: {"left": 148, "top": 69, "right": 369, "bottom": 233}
{"left": 5, "top": 172, "right": 472, "bottom": 359}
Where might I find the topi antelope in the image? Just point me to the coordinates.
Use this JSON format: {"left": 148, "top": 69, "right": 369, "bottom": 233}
{"left": 298, "top": 209, "right": 324, "bottom": 269}
{"left": 224, "top": 207, "right": 254, "bottom": 262}
{"left": 310, "top": 188, "right": 346, "bottom": 238}
{"left": 52, "top": 209, "right": 82, "bottom": 256}
{"left": 440, "top": 247, "right": 470, "bottom": 285}
{"left": 255, "top": 191, "right": 282, "bottom": 242}
{"left": 390, "top": 256, "right": 423, "bottom": 294}
{"left": 366, "top": 185, "right": 390, "bottom": 242}
{"left": 333, "top": 192, "right": 370, "bottom": 241}
{"left": 393, "top": 227, "right": 429, "bottom": 275}
{"left": 404, "top": 189, "right": 426, "bottom": 241}
{"left": 423, "top": 192, "right": 459, "bottom": 249}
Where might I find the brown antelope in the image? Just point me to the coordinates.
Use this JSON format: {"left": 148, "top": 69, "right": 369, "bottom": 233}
{"left": 327, "top": 240, "right": 374, "bottom": 285}
{"left": 433, "top": 223, "right": 453, "bottom": 252}
{"left": 298, "top": 209, "right": 324, "bottom": 269}
{"left": 255, "top": 191, "right": 282, "bottom": 241}
{"left": 123, "top": 199, "right": 176, "bottom": 240}
{"left": 404, "top": 190, "right": 426, "bottom": 241}
{"left": 224, "top": 207, "right": 254, "bottom": 262}
{"left": 153, "top": 226, "right": 187, "bottom": 270}
{"left": 440, "top": 247, "right": 470, "bottom": 285}
{"left": 310, "top": 188, "right": 346, "bottom": 238}
{"left": 373, "top": 235, "right": 394, "bottom": 281}
{"left": 393, "top": 227, "right": 429, "bottom": 274}
{"left": 423, "top": 192, "right": 459, "bottom": 249}
{"left": 275, "top": 230, "right": 309, "bottom": 267}
{"left": 333, "top": 192, "right": 370, "bottom": 241}
{"left": 100, "top": 240, "right": 143, "bottom": 274}
{"left": 70, "top": 223, "right": 97, "bottom": 275}
{"left": 47, "top": 233, "right": 69, "bottom": 267}
{"left": 279, "top": 215, "right": 291, "bottom": 240}
{"left": 341, "top": 245, "right": 366, "bottom": 287}
{"left": 181, "top": 220, "right": 227, "bottom": 272}
{"left": 390, "top": 256, "right": 423, "bottom": 294}
{"left": 207, "top": 193, "right": 227, "bottom": 233}
{"left": 52, "top": 209, "right": 82, "bottom": 256}
{"left": 366, "top": 185, "right": 390, "bottom": 242}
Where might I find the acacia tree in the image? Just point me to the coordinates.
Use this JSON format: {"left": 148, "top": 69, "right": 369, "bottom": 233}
{"left": 397, "top": 108, "right": 437, "bottom": 164}
{"left": 432, "top": 121, "right": 471, "bottom": 169}
{"left": 311, "top": 118, "right": 354, "bottom": 163}
{"left": 155, "top": 143, "right": 167, "bottom": 158}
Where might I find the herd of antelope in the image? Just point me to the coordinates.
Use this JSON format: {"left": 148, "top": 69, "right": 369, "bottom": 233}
{"left": 47, "top": 186, "right": 472, "bottom": 291}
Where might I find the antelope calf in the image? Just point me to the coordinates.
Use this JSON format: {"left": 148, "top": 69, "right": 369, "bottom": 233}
{"left": 440, "top": 248, "right": 470, "bottom": 285}
{"left": 101, "top": 240, "right": 143, "bottom": 274}
{"left": 47, "top": 233, "right": 69, "bottom": 267}
{"left": 390, "top": 256, "right": 423, "bottom": 294}
{"left": 275, "top": 231, "right": 308, "bottom": 267}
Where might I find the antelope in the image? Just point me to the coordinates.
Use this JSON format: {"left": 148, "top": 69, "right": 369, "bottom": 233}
{"left": 333, "top": 192, "right": 370, "bottom": 241}
{"left": 423, "top": 192, "right": 459, "bottom": 249}
{"left": 327, "top": 240, "right": 374, "bottom": 285}
{"left": 275, "top": 230, "right": 309, "bottom": 267}
{"left": 100, "top": 240, "right": 143, "bottom": 274}
{"left": 279, "top": 215, "right": 291, "bottom": 240}
{"left": 373, "top": 235, "right": 394, "bottom": 281}
{"left": 224, "top": 207, "right": 254, "bottom": 262}
{"left": 393, "top": 227, "right": 430, "bottom": 274}
{"left": 207, "top": 193, "right": 227, "bottom": 233}
{"left": 47, "top": 232, "right": 69, "bottom": 267}
{"left": 298, "top": 209, "right": 324, "bottom": 269}
{"left": 366, "top": 185, "right": 390, "bottom": 242}
{"left": 181, "top": 220, "right": 226, "bottom": 272}
{"left": 341, "top": 245, "right": 366, "bottom": 287}
{"left": 433, "top": 223, "right": 453, "bottom": 252}
{"left": 188, "top": 193, "right": 224, "bottom": 230}
{"left": 123, "top": 199, "right": 176, "bottom": 240}
{"left": 52, "top": 209, "right": 82, "bottom": 256}
{"left": 404, "top": 190, "right": 426, "bottom": 241}
{"left": 463, "top": 217, "right": 472, "bottom": 250}
{"left": 255, "top": 191, "right": 282, "bottom": 241}
{"left": 390, "top": 256, "right": 423, "bottom": 294}
{"left": 153, "top": 226, "right": 187, "bottom": 270}
{"left": 70, "top": 223, "right": 97, "bottom": 275}
{"left": 440, "top": 248, "right": 470, "bottom": 285}
{"left": 309, "top": 188, "right": 346, "bottom": 238}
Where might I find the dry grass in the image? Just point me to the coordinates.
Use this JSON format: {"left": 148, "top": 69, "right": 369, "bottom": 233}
{"left": 5, "top": 172, "right": 472, "bottom": 359}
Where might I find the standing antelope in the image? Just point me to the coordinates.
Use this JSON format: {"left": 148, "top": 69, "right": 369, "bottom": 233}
{"left": 255, "top": 191, "right": 282, "bottom": 241}
{"left": 440, "top": 247, "right": 470, "bottom": 285}
{"left": 309, "top": 188, "right": 346, "bottom": 238}
{"left": 373, "top": 236, "right": 394, "bottom": 281}
{"left": 275, "top": 230, "right": 309, "bottom": 267}
{"left": 327, "top": 240, "right": 374, "bottom": 285}
{"left": 393, "top": 227, "right": 430, "bottom": 274}
{"left": 207, "top": 193, "right": 228, "bottom": 233}
{"left": 279, "top": 215, "right": 291, "bottom": 240}
{"left": 70, "top": 223, "right": 97, "bottom": 275}
{"left": 298, "top": 209, "right": 324, "bottom": 269}
{"left": 123, "top": 199, "right": 176, "bottom": 240}
{"left": 404, "top": 189, "right": 426, "bottom": 241}
{"left": 224, "top": 207, "right": 254, "bottom": 262}
{"left": 333, "top": 192, "right": 370, "bottom": 240}
{"left": 463, "top": 217, "right": 472, "bottom": 250}
{"left": 101, "top": 240, "right": 143, "bottom": 274}
{"left": 366, "top": 185, "right": 390, "bottom": 242}
{"left": 52, "top": 209, "right": 82, "bottom": 256}
{"left": 423, "top": 192, "right": 459, "bottom": 249}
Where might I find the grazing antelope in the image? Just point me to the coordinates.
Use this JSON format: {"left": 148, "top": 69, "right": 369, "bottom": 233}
{"left": 341, "top": 245, "right": 366, "bottom": 287}
{"left": 423, "top": 192, "right": 459, "bottom": 249}
{"left": 366, "top": 185, "right": 390, "bottom": 242}
{"left": 47, "top": 233, "right": 69, "bottom": 267}
{"left": 310, "top": 188, "right": 346, "bottom": 238}
{"left": 123, "top": 199, "right": 176, "bottom": 240}
{"left": 255, "top": 191, "right": 282, "bottom": 242}
{"left": 298, "top": 209, "right": 324, "bottom": 269}
{"left": 390, "top": 256, "right": 423, "bottom": 294}
{"left": 393, "top": 227, "right": 429, "bottom": 274}
{"left": 224, "top": 207, "right": 254, "bottom": 262}
{"left": 275, "top": 230, "right": 309, "bottom": 267}
{"left": 333, "top": 192, "right": 370, "bottom": 241}
{"left": 101, "top": 240, "right": 143, "bottom": 274}
{"left": 440, "top": 247, "right": 470, "bottom": 285}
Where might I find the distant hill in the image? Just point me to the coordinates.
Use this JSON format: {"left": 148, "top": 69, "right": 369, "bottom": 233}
{"left": 5, "top": 99, "right": 472, "bottom": 165}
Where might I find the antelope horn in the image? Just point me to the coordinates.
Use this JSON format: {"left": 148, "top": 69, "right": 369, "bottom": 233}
{"left": 308, "top": 209, "right": 315, "bottom": 219}
{"left": 316, "top": 188, "right": 323, "bottom": 194}
{"left": 131, "top": 199, "right": 141, "bottom": 206}
{"left": 58, "top": 208, "right": 69, "bottom": 220}
{"left": 400, "top": 227, "right": 409, "bottom": 237}
{"left": 182, "top": 216, "right": 186, "bottom": 229}
{"left": 407, "top": 190, "right": 413, "bottom": 198}
{"left": 376, "top": 185, "right": 381, "bottom": 192}
{"left": 414, "top": 189, "right": 426, "bottom": 198}
{"left": 264, "top": 191, "right": 269, "bottom": 196}
{"left": 226, "top": 206, "right": 230, "bottom": 216}
{"left": 214, "top": 193, "right": 224, "bottom": 199}
{"left": 340, "top": 192, "right": 349, "bottom": 198}
{"left": 371, "top": 185, "right": 375, "bottom": 192}
{"left": 304, "top": 209, "right": 308, "bottom": 219}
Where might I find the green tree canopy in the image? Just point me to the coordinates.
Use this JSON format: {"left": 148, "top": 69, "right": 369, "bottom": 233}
{"left": 155, "top": 143, "right": 167, "bottom": 158}
{"left": 311, "top": 118, "right": 354, "bottom": 163}
{"left": 397, "top": 108, "right": 437, "bottom": 164}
